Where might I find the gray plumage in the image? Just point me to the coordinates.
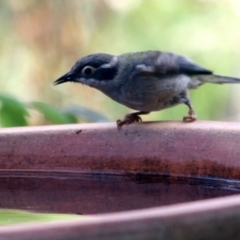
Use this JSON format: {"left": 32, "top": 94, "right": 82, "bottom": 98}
{"left": 54, "top": 51, "right": 240, "bottom": 128}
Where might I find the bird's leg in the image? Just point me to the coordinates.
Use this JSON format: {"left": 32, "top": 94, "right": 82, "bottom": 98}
{"left": 182, "top": 98, "right": 197, "bottom": 123}
{"left": 183, "top": 108, "right": 196, "bottom": 122}
{"left": 117, "top": 111, "right": 149, "bottom": 130}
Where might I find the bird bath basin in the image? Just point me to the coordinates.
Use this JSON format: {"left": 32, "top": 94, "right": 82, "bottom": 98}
{"left": 0, "top": 171, "right": 240, "bottom": 215}
{"left": 1, "top": 121, "right": 240, "bottom": 240}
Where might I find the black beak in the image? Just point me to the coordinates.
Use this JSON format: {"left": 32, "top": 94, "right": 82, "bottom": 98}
{"left": 54, "top": 72, "right": 76, "bottom": 85}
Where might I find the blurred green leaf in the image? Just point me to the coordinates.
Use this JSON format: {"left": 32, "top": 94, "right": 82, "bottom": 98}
{"left": 67, "top": 104, "right": 109, "bottom": 122}
{"left": 0, "top": 93, "right": 28, "bottom": 127}
{"left": 32, "top": 102, "right": 78, "bottom": 124}
{"left": 0, "top": 209, "right": 86, "bottom": 226}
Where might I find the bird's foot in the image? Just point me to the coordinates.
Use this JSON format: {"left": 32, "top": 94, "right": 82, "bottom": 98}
{"left": 183, "top": 109, "right": 197, "bottom": 123}
{"left": 117, "top": 113, "right": 142, "bottom": 130}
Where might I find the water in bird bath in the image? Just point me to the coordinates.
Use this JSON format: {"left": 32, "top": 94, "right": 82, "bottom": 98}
{"left": 0, "top": 170, "right": 239, "bottom": 215}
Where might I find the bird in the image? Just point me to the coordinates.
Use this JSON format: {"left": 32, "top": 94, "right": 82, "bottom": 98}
{"left": 54, "top": 51, "right": 240, "bottom": 129}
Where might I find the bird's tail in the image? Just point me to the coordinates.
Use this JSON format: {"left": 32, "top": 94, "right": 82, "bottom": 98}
{"left": 195, "top": 74, "right": 240, "bottom": 84}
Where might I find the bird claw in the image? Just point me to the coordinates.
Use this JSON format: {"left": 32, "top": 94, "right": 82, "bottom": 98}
{"left": 183, "top": 109, "right": 197, "bottom": 123}
{"left": 117, "top": 114, "right": 142, "bottom": 130}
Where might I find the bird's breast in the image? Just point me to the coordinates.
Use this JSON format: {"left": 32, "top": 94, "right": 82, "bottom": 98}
{"left": 101, "top": 75, "right": 192, "bottom": 112}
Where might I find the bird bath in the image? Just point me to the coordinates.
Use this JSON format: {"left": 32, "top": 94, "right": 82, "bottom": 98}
{"left": 1, "top": 121, "right": 240, "bottom": 239}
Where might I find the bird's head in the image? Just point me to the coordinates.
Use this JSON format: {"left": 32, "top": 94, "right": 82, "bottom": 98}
{"left": 54, "top": 53, "right": 119, "bottom": 88}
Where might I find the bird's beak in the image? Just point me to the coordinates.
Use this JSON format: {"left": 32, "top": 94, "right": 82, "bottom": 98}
{"left": 54, "top": 72, "right": 76, "bottom": 85}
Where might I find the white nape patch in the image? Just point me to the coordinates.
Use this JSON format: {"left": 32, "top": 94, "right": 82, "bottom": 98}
{"left": 101, "top": 56, "right": 118, "bottom": 69}
{"left": 156, "top": 53, "right": 173, "bottom": 67}
{"left": 136, "top": 64, "right": 155, "bottom": 72}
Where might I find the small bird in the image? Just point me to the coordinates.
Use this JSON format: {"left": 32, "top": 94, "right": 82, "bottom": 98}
{"left": 54, "top": 51, "right": 240, "bottom": 129}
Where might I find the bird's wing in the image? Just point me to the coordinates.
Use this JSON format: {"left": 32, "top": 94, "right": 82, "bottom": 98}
{"left": 131, "top": 51, "right": 213, "bottom": 76}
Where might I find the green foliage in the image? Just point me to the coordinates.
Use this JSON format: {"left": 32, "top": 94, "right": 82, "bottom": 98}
{"left": 32, "top": 101, "right": 78, "bottom": 124}
{"left": 0, "top": 94, "right": 28, "bottom": 127}
{"left": 0, "top": 94, "right": 107, "bottom": 127}
{"left": 0, "top": 209, "right": 84, "bottom": 226}
{"left": 66, "top": 104, "right": 109, "bottom": 122}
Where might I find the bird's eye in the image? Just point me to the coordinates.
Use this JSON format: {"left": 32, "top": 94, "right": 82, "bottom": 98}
{"left": 81, "top": 66, "right": 96, "bottom": 76}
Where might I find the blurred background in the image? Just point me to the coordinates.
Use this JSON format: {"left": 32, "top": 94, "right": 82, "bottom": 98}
{"left": 0, "top": 0, "right": 240, "bottom": 127}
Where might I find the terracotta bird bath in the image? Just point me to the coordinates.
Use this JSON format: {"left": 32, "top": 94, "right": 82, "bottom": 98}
{"left": 1, "top": 121, "right": 240, "bottom": 239}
